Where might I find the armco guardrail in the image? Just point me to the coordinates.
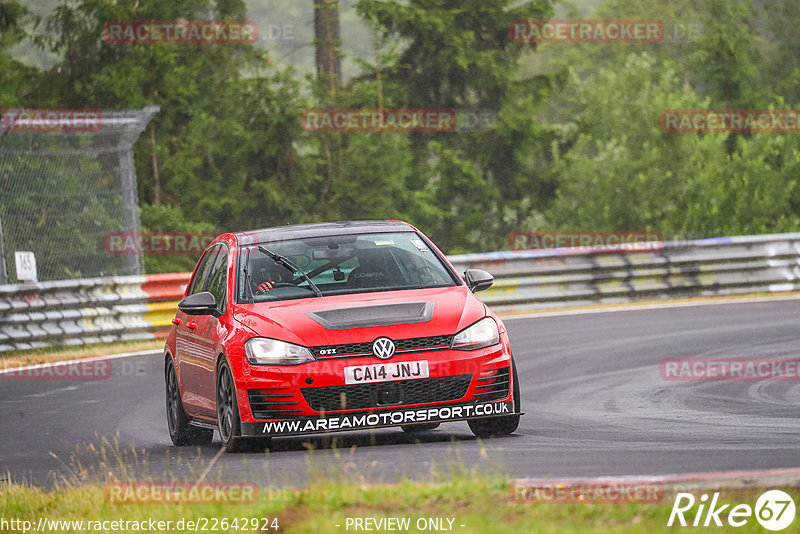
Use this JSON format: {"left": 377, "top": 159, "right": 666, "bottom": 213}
{"left": 0, "top": 273, "right": 190, "bottom": 353}
{"left": 451, "top": 233, "right": 800, "bottom": 313}
{"left": 1, "top": 233, "right": 799, "bottom": 352}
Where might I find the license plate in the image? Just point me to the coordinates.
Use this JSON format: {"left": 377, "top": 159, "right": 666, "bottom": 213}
{"left": 344, "top": 360, "right": 429, "bottom": 385}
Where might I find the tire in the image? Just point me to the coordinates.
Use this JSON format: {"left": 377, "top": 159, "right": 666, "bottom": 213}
{"left": 401, "top": 423, "right": 440, "bottom": 433}
{"left": 468, "top": 359, "right": 521, "bottom": 438}
{"left": 216, "top": 359, "right": 269, "bottom": 452}
{"left": 166, "top": 358, "right": 213, "bottom": 446}
{"left": 216, "top": 359, "right": 246, "bottom": 452}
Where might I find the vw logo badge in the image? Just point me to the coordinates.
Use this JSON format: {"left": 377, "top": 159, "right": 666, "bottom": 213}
{"left": 372, "top": 337, "right": 396, "bottom": 359}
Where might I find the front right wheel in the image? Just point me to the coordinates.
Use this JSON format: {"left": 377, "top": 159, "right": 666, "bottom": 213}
{"left": 468, "top": 360, "right": 521, "bottom": 438}
{"left": 166, "top": 358, "right": 213, "bottom": 446}
{"left": 217, "top": 359, "right": 250, "bottom": 452}
{"left": 216, "top": 359, "right": 270, "bottom": 452}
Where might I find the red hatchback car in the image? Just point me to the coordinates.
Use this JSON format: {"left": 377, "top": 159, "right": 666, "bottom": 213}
{"left": 165, "top": 220, "right": 521, "bottom": 452}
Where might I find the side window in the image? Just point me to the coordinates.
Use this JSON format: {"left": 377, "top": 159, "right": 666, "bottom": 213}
{"left": 205, "top": 246, "right": 229, "bottom": 314}
{"left": 188, "top": 245, "right": 220, "bottom": 296}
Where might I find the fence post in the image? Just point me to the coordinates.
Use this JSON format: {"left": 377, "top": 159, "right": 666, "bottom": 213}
{"left": 0, "top": 215, "right": 7, "bottom": 284}
{"left": 118, "top": 105, "right": 160, "bottom": 276}
{"left": 1, "top": 106, "right": 160, "bottom": 282}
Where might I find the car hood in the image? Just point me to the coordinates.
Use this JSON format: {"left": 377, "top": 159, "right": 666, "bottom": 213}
{"left": 232, "top": 286, "right": 486, "bottom": 346}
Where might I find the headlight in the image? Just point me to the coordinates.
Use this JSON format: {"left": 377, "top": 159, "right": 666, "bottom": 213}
{"left": 245, "top": 337, "right": 315, "bottom": 365}
{"left": 452, "top": 317, "right": 499, "bottom": 350}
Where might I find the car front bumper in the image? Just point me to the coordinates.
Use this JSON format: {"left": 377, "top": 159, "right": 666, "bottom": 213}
{"left": 240, "top": 398, "right": 517, "bottom": 437}
{"left": 232, "top": 342, "right": 518, "bottom": 437}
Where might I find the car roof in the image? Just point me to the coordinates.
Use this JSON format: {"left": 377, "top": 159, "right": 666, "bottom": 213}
{"left": 232, "top": 220, "right": 416, "bottom": 246}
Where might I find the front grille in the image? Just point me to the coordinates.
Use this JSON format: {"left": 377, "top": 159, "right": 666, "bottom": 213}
{"left": 248, "top": 388, "right": 303, "bottom": 420}
{"left": 394, "top": 335, "right": 453, "bottom": 351}
{"left": 473, "top": 367, "right": 510, "bottom": 401}
{"left": 310, "top": 335, "right": 453, "bottom": 359}
{"left": 301, "top": 374, "right": 472, "bottom": 412}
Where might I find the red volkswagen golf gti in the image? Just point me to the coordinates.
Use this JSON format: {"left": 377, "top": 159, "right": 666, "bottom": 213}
{"left": 165, "top": 220, "right": 521, "bottom": 452}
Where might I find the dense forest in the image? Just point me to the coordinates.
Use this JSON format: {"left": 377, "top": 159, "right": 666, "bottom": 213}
{"left": 1, "top": 0, "right": 799, "bottom": 273}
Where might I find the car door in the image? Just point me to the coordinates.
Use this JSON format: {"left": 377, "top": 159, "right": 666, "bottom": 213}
{"left": 175, "top": 245, "right": 221, "bottom": 415}
{"left": 192, "top": 244, "right": 230, "bottom": 417}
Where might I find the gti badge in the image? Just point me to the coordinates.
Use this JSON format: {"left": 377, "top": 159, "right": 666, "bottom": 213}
{"left": 372, "top": 337, "right": 396, "bottom": 359}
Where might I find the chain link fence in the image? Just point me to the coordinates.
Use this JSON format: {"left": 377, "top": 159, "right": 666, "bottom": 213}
{"left": 0, "top": 106, "right": 158, "bottom": 283}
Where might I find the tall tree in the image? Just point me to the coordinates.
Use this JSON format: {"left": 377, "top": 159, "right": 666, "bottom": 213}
{"left": 314, "top": 0, "right": 343, "bottom": 99}
{"left": 761, "top": 0, "right": 800, "bottom": 106}
{"left": 686, "top": 0, "right": 761, "bottom": 109}
{"left": 0, "top": 0, "right": 33, "bottom": 108}
{"left": 29, "top": 0, "right": 314, "bottom": 251}
{"left": 355, "top": 0, "right": 557, "bottom": 252}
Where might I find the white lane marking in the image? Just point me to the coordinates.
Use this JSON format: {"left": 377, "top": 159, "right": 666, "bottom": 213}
{"left": 502, "top": 295, "right": 800, "bottom": 320}
{"left": 0, "top": 349, "right": 161, "bottom": 376}
{"left": 22, "top": 385, "right": 81, "bottom": 398}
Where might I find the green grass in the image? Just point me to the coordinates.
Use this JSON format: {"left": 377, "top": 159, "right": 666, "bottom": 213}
{"left": 2, "top": 475, "right": 797, "bottom": 533}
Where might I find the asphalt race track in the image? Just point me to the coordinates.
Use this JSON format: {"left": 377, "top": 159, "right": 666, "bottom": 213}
{"left": 2, "top": 298, "right": 799, "bottom": 488}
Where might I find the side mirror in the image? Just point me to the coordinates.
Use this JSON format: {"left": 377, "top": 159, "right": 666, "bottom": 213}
{"left": 178, "top": 291, "right": 220, "bottom": 316}
{"left": 464, "top": 269, "right": 494, "bottom": 293}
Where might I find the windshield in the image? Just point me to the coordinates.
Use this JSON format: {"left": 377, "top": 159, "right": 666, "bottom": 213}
{"left": 237, "top": 232, "right": 458, "bottom": 303}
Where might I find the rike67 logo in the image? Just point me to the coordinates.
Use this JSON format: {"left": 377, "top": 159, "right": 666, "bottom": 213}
{"left": 668, "top": 490, "right": 795, "bottom": 531}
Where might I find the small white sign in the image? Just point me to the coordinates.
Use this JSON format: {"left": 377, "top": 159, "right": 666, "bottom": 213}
{"left": 14, "top": 251, "right": 37, "bottom": 282}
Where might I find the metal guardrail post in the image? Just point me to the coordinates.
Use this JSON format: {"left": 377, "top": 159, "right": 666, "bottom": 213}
{"left": 2, "top": 233, "right": 800, "bottom": 352}
{"left": 448, "top": 233, "right": 800, "bottom": 312}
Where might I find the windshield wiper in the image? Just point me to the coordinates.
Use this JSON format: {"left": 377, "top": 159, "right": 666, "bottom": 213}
{"left": 258, "top": 245, "right": 323, "bottom": 297}
{"left": 242, "top": 248, "right": 256, "bottom": 303}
